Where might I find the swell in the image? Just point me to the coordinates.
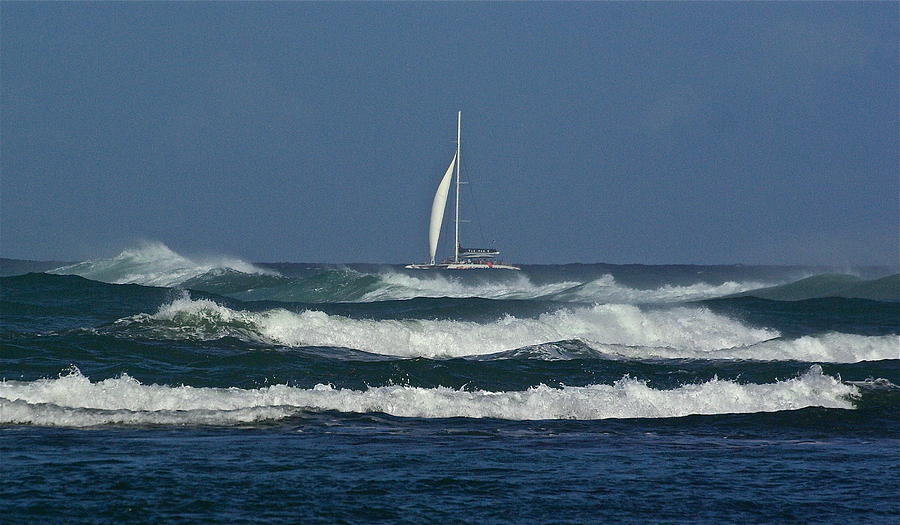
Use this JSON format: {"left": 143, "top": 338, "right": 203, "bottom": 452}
{"left": 5, "top": 328, "right": 898, "bottom": 395}
{"left": 93, "top": 293, "right": 898, "bottom": 363}
{"left": 186, "top": 270, "right": 772, "bottom": 304}
{"left": 107, "top": 293, "right": 776, "bottom": 357}
{"left": 701, "top": 296, "right": 900, "bottom": 337}
{"left": 42, "top": 243, "right": 786, "bottom": 304}
{"left": 49, "top": 242, "right": 278, "bottom": 288}
{"left": 4, "top": 274, "right": 897, "bottom": 363}
{"left": 728, "top": 273, "right": 900, "bottom": 302}
{"left": 5, "top": 273, "right": 897, "bottom": 334}
{"left": 0, "top": 365, "right": 858, "bottom": 426}
{"left": 24, "top": 244, "right": 899, "bottom": 305}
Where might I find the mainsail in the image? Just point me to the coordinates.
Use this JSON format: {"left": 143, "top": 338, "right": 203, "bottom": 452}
{"left": 428, "top": 153, "right": 457, "bottom": 265}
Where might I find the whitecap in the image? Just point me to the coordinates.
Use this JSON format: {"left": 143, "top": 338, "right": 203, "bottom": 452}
{"left": 0, "top": 366, "right": 857, "bottom": 426}
{"left": 50, "top": 241, "right": 276, "bottom": 288}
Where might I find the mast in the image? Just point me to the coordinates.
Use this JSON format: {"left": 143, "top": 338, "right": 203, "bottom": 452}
{"left": 454, "top": 111, "right": 461, "bottom": 263}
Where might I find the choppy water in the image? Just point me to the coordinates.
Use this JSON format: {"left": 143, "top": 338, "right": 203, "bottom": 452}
{"left": 2, "top": 244, "right": 898, "bottom": 522}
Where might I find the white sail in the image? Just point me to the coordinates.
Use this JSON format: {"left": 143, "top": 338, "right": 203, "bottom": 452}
{"left": 404, "top": 112, "right": 519, "bottom": 271}
{"left": 428, "top": 154, "right": 457, "bottom": 264}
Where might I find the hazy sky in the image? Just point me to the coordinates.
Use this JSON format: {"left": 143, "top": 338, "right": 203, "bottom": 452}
{"left": 2, "top": 2, "right": 897, "bottom": 265}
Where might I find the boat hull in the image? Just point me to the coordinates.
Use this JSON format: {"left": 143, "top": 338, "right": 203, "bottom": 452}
{"left": 404, "top": 262, "right": 521, "bottom": 270}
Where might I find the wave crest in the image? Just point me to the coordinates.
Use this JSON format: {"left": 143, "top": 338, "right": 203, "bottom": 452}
{"left": 0, "top": 366, "right": 856, "bottom": 426}
{"left": 547, "top": 274, "right": 768, "bottom": 303}
{"left": 47, "top": 244, "right": 773, "bottom": 303}
{"left": 357, "top": 272, "right": 768, "bottom": 304}
{"left": 103, "top": 294, "right": 899, "bottom": 363}
{"left": 109, "top": 294, "right": 783, "bottom": 358}
{"left": 51, "top": 242, "right": 277, "bottom": 288}
{"left": 581, "top": 333, "right": 899, "bottom": 363}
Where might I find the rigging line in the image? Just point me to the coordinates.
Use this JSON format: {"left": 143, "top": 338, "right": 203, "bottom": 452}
{"left": 460, "top": 152, "right": 489, "bottom": 247}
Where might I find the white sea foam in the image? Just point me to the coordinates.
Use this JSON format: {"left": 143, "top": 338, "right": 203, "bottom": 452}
{"left": 51, "top": 242, "right": 276, "bottom": 287}
{"left": 120, "top": 294, "right": 899, "bottom": 363}
{"left": 360, "top": 272, "right": 579, "bottom": 301}
{"left": 0, "top": 366, "right": 857, "bottom": 426}
{"left": 585, "top": 333, "right": 900, "bottom": 363}
{"left": 48, "top": 242, "right": 772, "bottom": 303}
{"left": 133, "top": 294, "right": 779, "bottom": 358}
{"left": 0, "top": 399, "right": 297, "bottom": 427}
{"left": 726, "top": 333, "right": 900, "bottom": 363}
{"left": 360, "top": 272, "right": 768, "bottom": 304}
{"left": 547, "top": 274, "right": 770, "bottom": 303}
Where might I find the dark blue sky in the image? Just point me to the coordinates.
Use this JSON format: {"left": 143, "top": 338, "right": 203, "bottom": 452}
{"left": 2, "top": 2, "right": 897, "bottom": 265}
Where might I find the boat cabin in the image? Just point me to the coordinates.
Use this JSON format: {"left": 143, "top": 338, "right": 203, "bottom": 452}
{"left": 458, "top": 246, "right": 500, "bottom": 259}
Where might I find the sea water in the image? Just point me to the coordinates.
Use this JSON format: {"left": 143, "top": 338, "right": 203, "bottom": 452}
{"left": 1, "top": 244, "right": 898, "bottom": 523}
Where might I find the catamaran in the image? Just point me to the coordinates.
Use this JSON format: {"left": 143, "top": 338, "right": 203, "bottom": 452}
{"left": 406, "top": 112, "right": 520, "bottom": 270}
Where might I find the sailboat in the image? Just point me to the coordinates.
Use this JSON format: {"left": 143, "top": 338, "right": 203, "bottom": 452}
{"left": 405, "top": 112, "right": 521, "bottom": 271}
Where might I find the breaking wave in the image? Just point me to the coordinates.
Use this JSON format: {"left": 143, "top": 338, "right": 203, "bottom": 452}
{"left": 358, "top": 272, "right": 578, "bottom": 301}
{"left": 46, "top": 243, "right": 772, "bottom": 303}
{"left": 543, "top": 274, "right": 768, "bottom": 303}
{"left": 50, "top": 242, "right": 277, "bottom": 288}
{"left": 110, "top": 293, "right": 777, "bottom": 357}
{"left": 0, "top": 399, "right": 298, "bottom": 427}
{"left": 0, "top": 366, "right": 856, "bottom": 426}
{"left": 100, "top": 294, "right": 898, "bottom": 362}
{"left": 250, "top": 271, "right": 768, "bottom": 304}
{"left": 582, "top": 332, "right": 899, "bottom": 363}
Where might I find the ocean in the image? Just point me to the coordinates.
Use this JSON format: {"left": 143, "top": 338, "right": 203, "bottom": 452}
{"left": 1, "top": 243, "right": 898, "bottom": 523}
